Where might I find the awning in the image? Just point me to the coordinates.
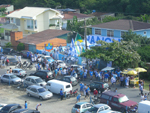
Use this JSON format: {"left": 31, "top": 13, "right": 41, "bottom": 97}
{"left": 0, "top": 24, "right": 18, "bottom": 30}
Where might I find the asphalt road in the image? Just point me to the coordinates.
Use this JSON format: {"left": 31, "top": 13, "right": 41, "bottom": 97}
{"left": 0, "top": 55, "right": 149, "bottom": 113}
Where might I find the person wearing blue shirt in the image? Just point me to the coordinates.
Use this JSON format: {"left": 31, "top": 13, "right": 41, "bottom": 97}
{"left": 24, "top": 101, "right": 27, "bottom": 109}
{"left": 60, "top": 89, "right": 64, "bottom": 100}
{"left": 55, "top": 68, "right": 58, "bottom": 78}
{"left": 76, "top": 94, "right": 81, "bottom": 103}
{"left": 80, "top": 69, "right": 83, "bottom": 78}
{"left": 89, "top": 70, "right": 93, "bottom": 81}
{"left": 104, "top": 72, "right": 109, "bottom": 82}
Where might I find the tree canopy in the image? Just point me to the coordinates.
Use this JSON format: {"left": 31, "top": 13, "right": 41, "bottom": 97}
{"left": 81, "top": 40, "right": 141, "bottom": 70}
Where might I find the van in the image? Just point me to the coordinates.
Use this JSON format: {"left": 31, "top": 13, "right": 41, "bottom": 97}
{"left": 138, "top": 100, "right": 150, "bottom": 113}
{"left": 45, "top": 79, "right": 72, "bottom": 95}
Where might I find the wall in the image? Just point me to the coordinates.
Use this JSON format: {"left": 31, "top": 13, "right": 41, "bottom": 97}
{"left": 10, "top": 31, "right": 23, "bottom": 50}
{"left": 6, "top": 5, "right": 14, "bottom": 13}
{"left": 36, "top": 38, "right": 66, "bottom": 50}
{"left": 134, "top": 29, "right": 150, "bottom": 38}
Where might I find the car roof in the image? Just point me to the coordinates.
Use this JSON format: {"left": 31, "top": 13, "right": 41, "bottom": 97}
{"left": 47, "top": 79, "right": 71, "bottom": 85}
{"left": 93, "top": 104, "right": 108, "bottom": 108}
{"left": 3, "top": 74, "right": 16, "bottom": 76}
{"left": 102, "top": 91, "right": 125, "bottom": 98}
{"left": 5, "top": 104, "right": 19, "bottom": 107}
{"left": 98, "top": 110, "right": 114, "bottom": 113}
{"left": 76, "top": 102, "right": 88, "bottom": 105}
{"left": 26, "top": 76, "right": 40, "bottom": 79}
{"left": 13, "top": 109, "right": 36, "bottom": 113}
{"left": 12, "top": 68, "right": 22, "bottom": 71}
{"left": 39, "top": 70, "right": 49, "bottom": 72}
{"left": 93, "top": 81, "right": 105, "bottom": 84}
{"left": 64, "top": 76, "right": 73, "bottom": 78}
{"left": 28, "top": 85, "right": 43, "bottom": 89}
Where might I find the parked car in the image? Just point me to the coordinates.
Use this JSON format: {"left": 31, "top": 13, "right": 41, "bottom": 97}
{"left": 71, "top": 102, "right": 93, "bottom": 113}
{"left": 12, "top": 68, "right": 27, "bottom": 78}
{"left": 59, "top": 76, "right": 78, "bottom": 86}
{"left": 7, "top": 58, "right": 18, "bottom": 66}
{"left": 41, "top": 56, "right": 54, "bottom": 63}
{"left": 12, "top": 109, "right": 40, "bottom": 113}
{"left": 98, "top": 110, "right": 121, "bottom": 113}
{"left": 30, "top": 70, "right": 53, "bottom": 82}
{"left": 23, "top": 76, "right": 46, "bottom": 87}
{"left": 26, "top": 85, "right": 53, "bottom": 100}
{"left": 3, "top": 48, "right": 20, "bottom": 55}
{"left": 100, "top": 91, "right": 138, "bottom": 113}
{"left": 45, "top": 79, "right": 72, "bottom": 95}
{"left": 0, "top": 104, "right": 7, "bottom": 110}
{"left": 85, "top": 104, "right": 111, "bottom": 113}
{"left": 89, "top": 81, "right": 110, "bottom": 94}
{"left": 1, "top": 74, "right": 22, "bottom": 84}
{"left": 55, "top": 60, "right": 66, "bottom": 68}
{"left": 138, "top": 100, "right": 150, "bottom": 113}
{"left": 20, "top": 50, "right": 32, "bottom": 59}
{"left": 70, "top": 65, "right": 83, "bottom": 74}
{"left": 0, "top": 104, "right": 22, "bottom": 113}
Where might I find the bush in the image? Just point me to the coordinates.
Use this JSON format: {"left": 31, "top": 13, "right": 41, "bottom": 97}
{"left": 17, "top": 43, "right": 25, "bottom": 51}
{"left": 4, "top": 42, "right": 12, "bottom": 48}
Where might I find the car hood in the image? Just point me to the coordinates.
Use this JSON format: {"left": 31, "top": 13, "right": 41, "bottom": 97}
{"left": 12, "top": 77, "right": 21, "bottom": 81}
{"left": 120, "top": 100, "right": 137, "bottom": 107}
{"left": 47, "top": 59, "right": 54, "bottom": 63}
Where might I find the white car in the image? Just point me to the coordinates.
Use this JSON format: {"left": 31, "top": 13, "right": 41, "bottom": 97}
{"left": 55, "top": 60, "right": 66, "bottom": 68}
{"left": 41, "top": 56, "right": 54, "bottom": 63}
{"left": 0, "top": 104, "right": 7, "bottom": 110}
{"left": 12, "top": 68, "right": 27, "bottom": 78}
{"left": 85, "top": 104, "right": 111, "bottom": 113}
{"left": 26, "top": 85, "right": 53, "bottom": 100}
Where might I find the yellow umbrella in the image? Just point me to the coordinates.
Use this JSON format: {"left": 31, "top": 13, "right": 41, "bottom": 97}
{"left": 127, "top": 70, "right": 138, "bottom": 76}
{"left": 121, "top": 70, "right": 128, "bottom": 74}
{"left": 135, "top": 67, "right": 147, "bottom": 73}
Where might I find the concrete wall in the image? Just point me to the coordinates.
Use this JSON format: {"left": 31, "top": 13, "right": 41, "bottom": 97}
{"left": 36, "top": 38, "right": 66, "bottom": 50}
{"left": 6, "top": 5, "right": 14, "bottom": 13}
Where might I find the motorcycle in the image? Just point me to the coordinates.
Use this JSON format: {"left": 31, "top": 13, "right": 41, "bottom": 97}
{"left": 92, "top": 95, "right": 100, "bottom": 104}
{"left": 15, "top": 62, "right": 22, "bottom": 68}
{"left": 67, "top": 88, "right": 78, "bottom": 98}
{"left": 22, "top": 61, "right": 28, "bottom": 70}
{"left": 72, "top": 72, "right": 81, "bottom": 83}
{"left": 24, "top": 62, "right": 33, "bottom": 70}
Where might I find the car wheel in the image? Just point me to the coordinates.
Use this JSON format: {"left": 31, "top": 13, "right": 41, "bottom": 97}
{"left": 39, "top": 96, "right": 43, "bottom": 100}
{"left": 11, "top": 81, "right": 15, "bottom": 85}
{"left": 27, "top": 93, "right": 31, "bottom": 97}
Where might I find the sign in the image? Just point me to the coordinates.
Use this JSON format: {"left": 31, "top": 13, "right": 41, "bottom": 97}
{"left": 45, "top": 43, "right": 53, "bottom": 52}
{"left": 87, "top": 35, "right": 122, "bottom": 44}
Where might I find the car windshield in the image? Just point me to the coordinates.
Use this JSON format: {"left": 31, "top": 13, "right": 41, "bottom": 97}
{"left": 46, "top": 57, "right": 52, "bottom": 60}
{"left": 70, "top": 77, "right": 76, "bottom": 81}
{"left": 35, "top": 78, "right": 43, "bottom": 83}
{"left": 38, "top": 88, "right": 46, "bottom": 93}
{"left": 0, "top": 106, "right": 11, "bottom": 112}
{"left": 88, "top": 107, "right": 98, "bottom": 112}
{"left": 119, "top": 96, "right": 129, "bottom": 103}
{"left": 10, "top": 75, "right": 17, "bottom": 79}
{"left": 74, "top": 104, "right": 80, "bottom": 109}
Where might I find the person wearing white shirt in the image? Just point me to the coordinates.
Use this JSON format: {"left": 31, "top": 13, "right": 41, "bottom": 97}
{"left": 141, "top": 94, "right": 144, "bottom": 101}
{"left": 63, "top": 68, "right": 66, "bottom": 76}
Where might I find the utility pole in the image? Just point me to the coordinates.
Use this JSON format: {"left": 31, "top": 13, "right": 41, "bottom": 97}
{"left": 84, "top": 19, "right": 88, "bottom": 70}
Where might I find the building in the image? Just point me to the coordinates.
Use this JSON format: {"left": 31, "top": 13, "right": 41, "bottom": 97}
{"left": 1, "top": 7, "right": 63, "bottom": 42}
{"left": 0, "top": 4, "right": 14, "bottom": 13}
{"left": 11, "top": 29, "right": 70, "bottom": 52}
{"left": 87, "top": 19, "right": 150, "bottom": 44}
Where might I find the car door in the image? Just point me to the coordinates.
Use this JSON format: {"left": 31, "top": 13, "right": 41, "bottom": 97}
{"left": 24, "top": 78, "right": 31, "bottom": 86}
{"left": 2, "top": 75, "right": 9, "bottom": 82}
{"left": 30, "top": 88, "right": 39, "bottom": 97}
{"left": 30, "top": 79, "right": 36, "bottom": 85}
{"left": 46, "top": 83, "right": 51, "bottom": 91}
{"left": 110, "top": 97, "right": 119, "bottom": 110}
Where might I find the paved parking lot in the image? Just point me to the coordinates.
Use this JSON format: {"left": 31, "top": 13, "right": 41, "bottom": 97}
{"left": 0, "top": 56, "right": 149, "bottom": 112}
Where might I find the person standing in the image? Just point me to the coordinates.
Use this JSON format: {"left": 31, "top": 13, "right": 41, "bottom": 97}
{"left": 36, "top": 103, "right": 42, "bottom": 111}
{"left": 24, "top": 101, "right": 27, "bottom": 109}
{"left": 55, "top": 68, "right": 58, "bottom": 78}
{"left": 140, "top": 84, "right": 144, "bottom": 95}
{"left": 60, "top": 89, "right": 64, "bottom": 100}
{"left": 89, "top": 70, "right": 93, "bottom": 82}
{"left": 93, "top": 89, "right": 98, "bottom": 97}
{"left": 104, "top": 72, "right": 109, "bottom": 82}
{"left": 9, "top": 68, "right": 12, "bottom": 73}
{"left": 141, "top": 94, "right": 144, "bottom": 101}
{"left": 76, "top": 107, "right": 80, "bottom": 113}
{"left": 144, "top": 93, "right": 148, "bottom": 100}
{"left": 76, "top": 94, "right": 81, "bottom": 103}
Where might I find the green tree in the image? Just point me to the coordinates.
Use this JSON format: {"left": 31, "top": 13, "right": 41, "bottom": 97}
{"left": 17, "top": 43, "right": 25, "bottom": 51}
{"left": 5, "top": 42, "right": 12, "bottom": 48}
{"left": 81, "top": 40, "right": 141, "bottom": 70}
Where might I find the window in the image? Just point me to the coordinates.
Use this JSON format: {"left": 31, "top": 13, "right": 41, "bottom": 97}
{"left": 101, "top": 94, "right": 110, "bottom": 100}
{"left": 107, "top": 30, "right": 114, "bottom": 37}
{"left": 27, "top": 19, "right": 33, "bottom": 29}
{"left": 34, "top": 20, "right": 37, "bottom": 29}
{"left": 121, "top": 31, "right": 127, "bottom": 37}
{"left": 31, "top": 88, "right": 37, "bottom": 93}
{"left": 47, "top": 83, "right": 51, "bottom": 86}
{"left": 31, "top": 79, "right": 36, "bottom": 83}
{"left": 3, "top": 75, "right": 9, "bottom": 79}
{"left": 98, "top": 107, "right": 104, "bottom": 112}
{"left": 82, "top": 105, "right": 86, "bottom": 108}
{"left": 104, "top": 106, "right": 109, "bottom": 110}
{"left": 86, "top": 104, "right": 93, "bottom": 108}
{"left": 26, "top": 78, "right": 30, "bottom": 81}
{"left": 66, "top": 85, "right": 70, "bottom": 88}
{"left": 144, "top": 31, "right": 147, "bottom": 35}
{"left": 95, "top": 29, "right": 101, "bottom": 35}
{"left": 16, "top": 19, "right": 20, "bottom": 26}
{"left": 113, "top": 98, "right": 118, "bottom": 103}
{"left": 5, "top": 30, "right": 11, "bottom": 36}
{"left": 74, "top": 104, "right": 80, "bottom": 109}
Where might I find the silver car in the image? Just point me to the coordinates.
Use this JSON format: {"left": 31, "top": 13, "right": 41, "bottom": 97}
{"left": 56, "top": 60, "right": 66, "bottom": 68}
{"left": 12, "top": 68, "right": 27, "bottom": 78}
{"left": 23, "top": 76, "right": 46, "bottom": 87}
{"left": 1, "top": 74, "right": 22, "bottom": 84}
{"left": 26, "top": 85, "right": 53, "bottom": 100}
{"left": 85, "top": 104, "right": 111, "bottom": 113}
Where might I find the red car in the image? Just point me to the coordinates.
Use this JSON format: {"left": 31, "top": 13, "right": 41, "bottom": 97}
{"left": 100, "top": 91, "right": 138, "bottom": 113}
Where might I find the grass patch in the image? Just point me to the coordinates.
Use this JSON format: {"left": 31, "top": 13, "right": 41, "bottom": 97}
{"left": 0, "top": 24, "right": 4, "bottom": 34}
{"left": 0, "top": 14, "right": 6, "bottom": 17}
